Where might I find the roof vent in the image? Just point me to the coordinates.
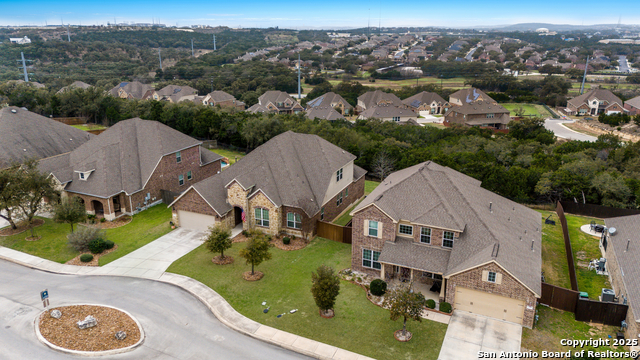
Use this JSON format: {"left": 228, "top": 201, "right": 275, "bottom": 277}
{"left": 23, "top": 149, "right": 27, "bottom": 152}
{"left": 531, "top": 240, "right": 535, "bottom": 251}
{"left": 489, "top": 202, "right": 493, "bottom": 213}
{"left": 375, "top": 194, "right": 383, "bottom": 201}
{"left": 11, "top": 109, "right": 17, "bottom": 114}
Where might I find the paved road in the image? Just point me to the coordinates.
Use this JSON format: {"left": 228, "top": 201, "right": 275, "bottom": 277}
{"left": 0, "top": 260, "right": 310, "bottom": 360}
{"left": 619, "top": 55, "right": 630, "bottom": 73}
{"left": 544, "top": 119, "right": 598, "bottom": 142}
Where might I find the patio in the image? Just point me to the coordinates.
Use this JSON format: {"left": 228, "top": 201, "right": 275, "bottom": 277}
{"left": 387, "top": 278, "right": 441, "bottom": 304}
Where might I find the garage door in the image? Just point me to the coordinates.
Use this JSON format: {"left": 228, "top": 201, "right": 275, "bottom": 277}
{"left": 177, "top": 210, "right": 216, "bottom": 232}
{"left": 454, "top": 287, "right": 525, "bottom": 325}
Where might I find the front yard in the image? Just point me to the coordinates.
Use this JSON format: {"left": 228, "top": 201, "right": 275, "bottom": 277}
{"left": 0, "top": 205, "right": 172, "bottom": 265}
{"left": 167, "top": 237, "right": 447, "bottom": 360}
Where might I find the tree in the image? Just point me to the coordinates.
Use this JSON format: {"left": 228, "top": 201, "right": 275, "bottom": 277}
{"left": 0, "top": 165, "right": 21, "bottom": 230}
{"left": 12, "top": 161, "right": 59, "bottom": 237}
{"left": 372, "top": 151, "right": 395, "bottom": 180}
{"left": 204, "top": 224, "right": 233, "bottom": 259}
{"left": 310, "top": 265, "right": 341, "bottom": 316}
{"left": 52, "top": 197, "right": 87, "bottom": 233}
{"left": 239, "top": 232, "right": 272, "bottom": 275}
{"left": 382, "top": 285, "right": 426, "bottom": 339}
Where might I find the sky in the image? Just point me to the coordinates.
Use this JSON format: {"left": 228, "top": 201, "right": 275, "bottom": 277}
{"left": 0, "top": 0, "right": 638, "bottom": 29}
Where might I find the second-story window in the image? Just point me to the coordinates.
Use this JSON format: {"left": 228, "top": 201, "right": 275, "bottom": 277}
{"left": 399, "top": 224, "right": 413, "bottom": 236}
{"left": 486, "top": 113, "right": 495, "bottom": 118}
{"left": 187, "top": 171, "right": 192, "bottom": 180}
{"left": 420, "top": 227, "right": 431, "bottom": 244}
{"left": 443, "top": 231, "right": 454, "bottom": 248}
{"left": 336, "top": 168, "right": 343, "bottom": 182}
{"left": 393, "top": 116, "right": 400, "bottom": 122}
{"left": 336, "top": 191, "right": 343, "bottom": 206}
{"left": 176, "top": 151, "right": 182, "bottom": 163}
{"left": 178, "top": 174, "right": 184, "bottom": 186}
{"left": 368, "top": 220, "right": 379, "bottom": 237}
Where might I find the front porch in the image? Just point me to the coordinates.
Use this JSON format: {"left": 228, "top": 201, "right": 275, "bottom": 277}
{"left": 382, "top": 263, "right": 445, "bottom": 304}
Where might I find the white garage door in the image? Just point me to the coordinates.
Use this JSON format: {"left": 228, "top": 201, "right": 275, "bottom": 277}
{"left": 177, "top": 210, "right": 216, "bottom": 232}
{"left": 454, "top": 287, "right": 525, "bottom": 325}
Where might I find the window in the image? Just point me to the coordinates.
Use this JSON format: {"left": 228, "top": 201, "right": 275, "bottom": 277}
{"left": 420, "top": 227, "right": 431, "bottom": 244}
{"left": 287, "top": 212, "right": 301, "bottom": 229}
{"left": 399, "top": 224, "right": 413, "bottom": 236}
{"left": 336, "top": 168, "right": 343, "bottom": 181}
{"left": 368, "top": 220, "right": 378, "bottom": 237}
{"left": 443, "top": 231, "right": 454, "bottom": 248}
{"left": 320, "top": 207, "right": 325, "bottom": 221}
{"left": 336, "top": 191, "right": 343, "bottom": 206}
{"left": 176, "top": 151, "right": 182, "bottom": 163}
{"left": 178, "top": 174, "right": 184, "bottom": 186}
{"left": 187, "top": 171, "right": 192, "bottom": 180}
{"left": 79, "top": 173, "right": 85, "bottom": 180}
{"left": 393, "top": 116, "right": 400, "bottom": 122}
{"left": 345, "top": 187, "right": 348, "bottom": 197}
{"left": 487, "top": 271, "right": 497, "bottom": 283}
{"left": 362, "top": 249, "right": 381, "bottom": 269}
{"left": 486, "top": 113, "right": 495, "bottom": 118}
{"left": 255, "top": 208, "right": 270, "bottom": 227}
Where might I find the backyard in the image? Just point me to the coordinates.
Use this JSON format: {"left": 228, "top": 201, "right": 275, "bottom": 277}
{"left": 210, "top": 148, "right": 245, "bottom": 165}
{"left": 333, "top": 180, "right": 380, "bottom": 226}
{"left": 167, "top": 237, "right": 447, "bottom": 360}
{"left": 501, "top": 103, "right": 554, "bottom": 118}
{"left": 0, "top": 205, "right": 172, "bottom": 265}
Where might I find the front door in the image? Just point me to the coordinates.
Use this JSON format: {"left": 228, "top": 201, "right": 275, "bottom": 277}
{"left": 113, "top": 195, "right": 121, "bottom": 212}
{"left": 234, "top": 207, "right": 243, "bottom": 225}
{"left": 400, "top": 267, "right": 411, "bottom": 282}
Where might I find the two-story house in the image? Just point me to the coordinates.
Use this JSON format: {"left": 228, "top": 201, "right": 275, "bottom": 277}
{"left": 357, "top": 105, "right": 417, "bottom": 124}
{"left": 357, "top": 90, "right": 405, "bottom": 113}
{"left": 306, "top": 92, "right": 354, "bottom": 115}
{"left": 147, "top": 85, "right": 198, "bottom": 103}
{"left": 202, "top": 91, "right": 246, "bottom": 110}
{"left": 402, "top": 91, "right": 450, "bottom": 115}
{"left": 169, "top": 131, "right": 366, "bottom": 235}
{"left": 246, "top": 91, "right": 304, "bottom": 114}
{"left": 566, "top": 89, "right": 626, "bottom": 116}
{"left": 350, "top": 161, "right": 541, "bottom": 328}
{"left": 625, "top": 96, "right": 640, "bottom": 116}
{"left": 444, "top": 100, "right": 511, "bottom": 129}
{"left": 109, "top": 81, "right": 154, "bottom": 100}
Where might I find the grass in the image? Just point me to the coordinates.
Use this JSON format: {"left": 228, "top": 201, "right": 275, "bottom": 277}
{"left": 501, "top": 103, "right": 553, "bottom": 118}
{"left": 422, "top": 123, "right": 446, "bottom": 129}
{"left": 71, "top": 124, "right": 107, "bottom": 131}
{"left": 333, "top": 198, "right": 364, "bottom": 226}
{"left": 210, "top": 148, "right": 245, "bottom": 165}
{"left": 537, "top": 210, "right": 609, "bottom": 299}
{"left": 522, "top": 305, "right": 623, "bottom": 354}
{"left": 0, "top": 205, "right": 172, "bottom": 264}
{"left": 365, "top": 180, "right": 380, "bottom": 195}
{"left": 167, "top": 237, "right": 447, "bottom": 360}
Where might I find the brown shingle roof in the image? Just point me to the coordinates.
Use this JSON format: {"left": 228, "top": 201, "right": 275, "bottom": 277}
{"left": 378, "top": 236, "right": 451, "bottom": 273}
{"left": 0, "top": 107, "right": 94, "bottom": 169}
{"left": 306, "top": 92, "right": 353, "bottom": 111}
{"left": 402, "top": 91, "right": 447, "bottom": 109}
{"left": 358, "top": 90, "right": 404, "bottom": 110}
{"left": 626, "top": 96, "right": 640, "bottom": 110}
{"left": 305, "top": 107, "right": 345, "bottom": 121}
{"left": 109, "top": 81, "right": 154, "bottom": 99}
{"left": 57, "top": 81, "right": 92, "bottom": 94}
{"left": 449, "top": 88, "right": 495, "bottom": 104}
{"left": 358, "top": 105, "right": 416, "bottom": 119}
{"left": 567, "top": 89, "right": 623, "bottom": 109}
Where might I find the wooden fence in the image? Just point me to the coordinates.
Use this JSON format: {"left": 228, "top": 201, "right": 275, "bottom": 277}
{"left": 51, "top": 117, "right": 87, "bottom": 125}
{"left": 559, "top": 201, "right": 640, "bottom": 219}
{"left": 161, "top": 190, "right": 181, "bottom": 205}
{"left": 317, "top": 221, "right": 352, "bottom": 244}
{"left": 540, "top": 283, "right": 579, "bottom": 312}
{"left": 575, "top": 298, "right": 628, "bottom": 326}
{"left": 556, "top": 201, "right": 579, "bottom": 291}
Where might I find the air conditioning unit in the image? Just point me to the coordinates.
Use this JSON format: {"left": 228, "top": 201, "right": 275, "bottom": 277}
{"left": 601, "top": 288, "right": 616, "bottom": 302}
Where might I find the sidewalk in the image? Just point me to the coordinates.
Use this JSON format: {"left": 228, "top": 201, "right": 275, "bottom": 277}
{"left": 0, "top": 227, "right": 373, "bottom": 360}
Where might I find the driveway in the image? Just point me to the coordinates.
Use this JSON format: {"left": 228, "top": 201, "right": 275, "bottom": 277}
{"left": 544, "top": 119, "right": 597, "bottom": 142}
{"left": 0, "top": 259, "right": 311, "bottom": 360}
{"left": 438, "top": 311, "right": 522, "bottom": 360}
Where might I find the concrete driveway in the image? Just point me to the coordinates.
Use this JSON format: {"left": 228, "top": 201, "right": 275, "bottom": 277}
{"left": 438, "top": 311, "right": 522, "bottom": 360}
{"left": 544, "top": 119, "right": 597, "bottom": 142}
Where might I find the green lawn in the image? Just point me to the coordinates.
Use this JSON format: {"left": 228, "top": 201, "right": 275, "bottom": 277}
{"left": 333, "top": 198, "right": 364, "bottom": 226}
{"left": 537, "top": 210, "right": 609, "bottom": 299}
{"left": 0, "top": 205, "right": 172, "bottom": 264}
{"left": 422, "top": 123, "right": 446, "bottom": 129}
{"left": 71, "top": 124, "right": 107, "bottom": 131}
{"left": 502, "top": 103, "right": 552, "bottom": 118}
{"left": 167, "top": 237, "right": 447, "bottom": 360}
{"left": 522, "top": 305, "right": 623, "bottom": 354}
{"left": 210, "top": 148, "right": 245, "bottom": 165}
{"left": 365, "top": 180, "right": 380, "bottom": 195}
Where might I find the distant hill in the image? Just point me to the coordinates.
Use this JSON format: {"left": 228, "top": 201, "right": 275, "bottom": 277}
{"left": 474, "top": 23, "right": 637, "bottom": 31}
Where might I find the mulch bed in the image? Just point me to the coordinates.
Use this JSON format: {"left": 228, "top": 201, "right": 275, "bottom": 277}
{"left": 26, "top": 236, "right": 42, "bottom": 241}
{"left": 65, "top": 245, "right": 119, "bottom": 267}
{"left": 83, "top": 216, "right": 132, "bottom": 230}
{"left": 394, "top": 329, "right": 412, "bottom": 342}
{"left": 243, "top": 271, "right": 264, "bottom": 281}
{"left": 270, "top": 236, "right": 308, "bottom": 251}
{"left": 211, "top": 255, "right": 234, "bottom": 265}
{"left": 319, "top": 309, "right": 335, "bottom": 318}
{"left": 231, "top": 233, "right": 249, "bottom": 243}
{"left": 38, "top": 305, "right": 141, "bottom": 352}
{"left": 0, "top": 218, "right": 45, "bottom": 237}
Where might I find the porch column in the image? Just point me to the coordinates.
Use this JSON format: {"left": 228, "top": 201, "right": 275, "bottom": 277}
{"left": 380, "top": 263, "right": 385, "bottom": 280}
{"left": 410, "top": 268, "right": 414, "bottom": 282}
{"left": 439, "top": 278, "right": 447, "bottom": 301}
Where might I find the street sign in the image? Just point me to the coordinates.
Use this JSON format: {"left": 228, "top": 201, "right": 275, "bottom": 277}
{"left": 42, "top": 299, "right": 49, "bottom": 308}
{"left": 40, "top": 289, "right": 48, "bottom": 301}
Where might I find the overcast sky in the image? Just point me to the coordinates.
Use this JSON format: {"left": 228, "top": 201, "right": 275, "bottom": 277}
{"left": 0, "top": 0, "right": 638, "bottom": 28}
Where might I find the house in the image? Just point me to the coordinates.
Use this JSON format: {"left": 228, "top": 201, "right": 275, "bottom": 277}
{"left": 148, "top": 85, "right": 198, "bottom": 103}
{"left": 169, "top": 131, "right": 366, "bottom": 234}
{"left": 601, "top": 215, "right": 640, "bottom": 341}
{"left": 9, "top": 36, "right": 31, "bottom": 44}
{"left": 357, "top": 105, "right": 417, "bottom": 124}
{"left": 449, "top": 88, "right": 496, "bottom": 106}
{"left": 10, "top": 80, "right": 45, "bottom": 88}
{"left": 0, "top": 107, "right": 94, "bottom": 170}
{"left": 566, "top": 89, "right": 626, "bottom": 116}
{"left": 305, "top": 107, "right": 345, "bottom": 121}
{"left": 202, "top": 91, "right": 245, "bottom": 110}
{"left": 444, "top": 100, "right": 511, "bottom": 130}
{"left": 625, "top": 96, "right": 640, "bottom": 116}
{"left": 57, "top": 81, "right": 92, "bottom": 94}
{"left": 402, "top": 91, "right": 450, "bottom": 114}
{"left": 350, "top": 161, "right": 541, "bottom": 328}
{"left": 357, "top": 90, "right": 404, "bottom": 112}
{"left": 246, "top": 91, "right": 304, "bottom": 114}
{"left": 306, "top": 92, "right": 353, "bottom": 115}
{"left": 109, "top": 81, "right": 154, "bottom": 100}
{"left": 38, "top": 118, "right": 222, "bottom": 221}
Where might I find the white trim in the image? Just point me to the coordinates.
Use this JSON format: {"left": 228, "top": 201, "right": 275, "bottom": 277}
{"left": 224, "top": 178, "right": 251, "bottom": 191}
{"left": 167, "top": 186, "right": 223, "bottom": 217}
{"left": 349, "top": 203, "right": 397, "bottom": 223}
{"left": 247, "top": 188, "right": 278, "bottom": 207}
{"left": 444, "top": 260, "right": 541, "bottom": 298}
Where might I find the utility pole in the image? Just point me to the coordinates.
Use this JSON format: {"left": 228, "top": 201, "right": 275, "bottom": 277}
{"left": 17, "top": 52, "right": 32, "bottom": 82}
{"left": 213, "top": 35, "right": 216, "bottom": 50}
{"left": 67, "top": 24, "right": 71, "bottom": 42}
{"left": 158, "top": 48, "right": 163, "bottom": 70}
{"left": 191, "top": 39, "right": 194, "bottom": 57}
{"left": 297, "top": 54, "right": 301, "bottom": 100}
{"left": 580, "top": 56, "right": 590, "bottom": 95}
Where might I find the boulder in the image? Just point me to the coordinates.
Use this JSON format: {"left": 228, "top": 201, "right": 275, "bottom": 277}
{"left": 50, "top": 310, "right": 62, "bottom": 319}
{"left": 77, "top": 315, "right": 97, "bottom": 329}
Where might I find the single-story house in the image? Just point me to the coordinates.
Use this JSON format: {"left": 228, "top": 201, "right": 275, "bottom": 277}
{"left": 306, "top": 92, "right": 354, "bottom": 115}
{"left": 357, "top": 105, "right": 417, "bottom": 124}
{"left": 148, "top": 85, "right": 198, "bottom": 103}
{"left": 169, "top": 131, "right": 366, "bottom": 235}
{"left": 246, "top": 91, "right": 304, "bottom": 114}
{"left": 202, "top": 91, "right": 246, "bottom": 110}
{"left": 449, "top": 88, "right": 496, "bottom": 107}
{"left": 444, "top": 100, "right": 511, "bottom": 129}
{"left": 566, "top": 89, "right": 626, "bottom": 116}
{"left": 350, "top": 161, "right": 541, "bottom": 328}
{"left": 39, "top": 118, "right": 222, "bottom": 220}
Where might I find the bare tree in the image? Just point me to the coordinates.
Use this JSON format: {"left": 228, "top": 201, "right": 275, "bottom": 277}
{"left": 372, "top": 151, "right": 395, "bottom": 181}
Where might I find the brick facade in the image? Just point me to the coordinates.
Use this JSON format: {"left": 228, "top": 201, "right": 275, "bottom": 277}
{"left": 406, "top": 223, "right": 460, "bottom": 248}
{"left": 625, "top": 103, "right": 640, "bottom": 116}
{"left": 445, "top": 262, "right": 537, "bottom": 329}
{"left": 321, "top": 175, "right": 365, "bottom": 223}
{"left": 351, "top": 205, "right": 396, "bottom": 277}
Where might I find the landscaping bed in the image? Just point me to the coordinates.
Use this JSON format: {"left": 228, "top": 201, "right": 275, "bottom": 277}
{"left": 65, "top": 245, "right": 119, "bottom": 267}
{"left": 0, "top": 218, "right": 45, "bottom": 236}
{"left": 84, "top": 215, "right": 132, "bottom": 230}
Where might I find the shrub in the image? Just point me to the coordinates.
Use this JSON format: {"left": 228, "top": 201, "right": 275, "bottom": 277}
{"left": 439, "top": 302, "right": 452, "bottom": 313}
{"left": 370, "top": 279, "right": 387, "bottom": 296}
{"left": 80, "top": 254, "right": 94, "bottom": 262}
{"left": 291, "top": 234, "right": 296, "bottom": 240}
{"left": 100, "top": 217, "right": 106, "bottom": 223}
{"left": 88, "top": 238, "right": 108, "bottom": 254}
{"left": 67, "top": 227, "right": 106, "bottom": 252}
{"left": 283, "top": 236, "right": 290, "bottom": 245}
{"left": 425, "top": 299, "right": 436, "bottom": 309}
{"left": 87, "top": 214, "right": 96, "bottom": 220}
{"left": 104, "top": 240, "right": 115, "bottom": 250}
{"left": 241, "top": 230, "right": 248, "bottom": 237}
{"left": 311, "top": 265, "right": 341, "bottom": 312}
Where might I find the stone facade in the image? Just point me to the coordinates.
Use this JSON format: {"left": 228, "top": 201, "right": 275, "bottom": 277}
{"left": 248, "top": 191, "right": 281, "bottom": 236}
{"left": 351, "top": 205, "right": 396, "bottom": 277}
{"left": 445, "top": 262, "right": 537, "bottom": 329}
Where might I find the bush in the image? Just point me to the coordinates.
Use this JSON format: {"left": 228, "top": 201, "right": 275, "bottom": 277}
{"left": 104, "top": 240, "right": 115, "bottom": 250}
{"left": 88, "top": 238, "right": 108, "bottom": 254}
{"left": 67, "top": 227, "right": 106, "bottom": 252}
{"left": 426, "top": 299, "right": 436, "bottom": 309}
{"left": 100, "top": 217, "right": 106, "bottom": 223}
{"left": 439, "top": 302, "right": 452, "bottom": 313}
{"left": 283, "top": 236, "right": 290, "bottom": 245}
{"left": 80, "top": 254, "right": 94, "bottom": 262}
{"left": 370, "top": 279, "right": 387, "bottom": 296}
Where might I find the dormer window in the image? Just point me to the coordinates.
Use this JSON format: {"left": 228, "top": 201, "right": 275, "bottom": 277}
{"left": 75, "top": 170, "right": 94, "bottom": 181}
{"left": 80, "top": 173, "right": 85, "bottom": 180}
